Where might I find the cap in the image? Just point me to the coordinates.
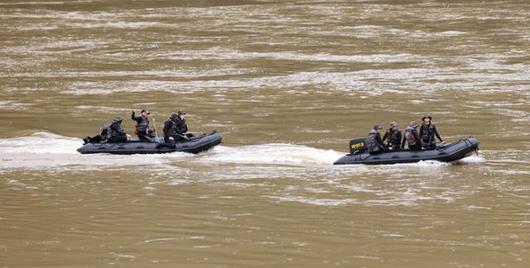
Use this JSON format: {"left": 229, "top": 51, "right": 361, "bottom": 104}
{"left": 422, "top": 114, "right": 432, "bottom": 121}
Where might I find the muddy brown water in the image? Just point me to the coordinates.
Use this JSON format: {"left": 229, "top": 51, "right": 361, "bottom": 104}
{"left": 0, "top": 1, "right": 529, "bottom": 267}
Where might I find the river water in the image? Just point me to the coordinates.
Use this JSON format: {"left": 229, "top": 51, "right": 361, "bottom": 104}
{"left": 0, "top": 0, "right": 529, "bottom": 267}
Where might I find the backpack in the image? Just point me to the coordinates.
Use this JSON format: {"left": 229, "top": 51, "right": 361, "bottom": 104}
{"left": 99, "top": 123, "right": 112, "bottom": 140}
{"left": 405, "top": 129, "right": 417, "bottom": 146}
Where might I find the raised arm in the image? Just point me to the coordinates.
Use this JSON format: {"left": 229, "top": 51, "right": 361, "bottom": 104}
{"left": 131, "top": 111, "right": 141, "bottom": 123}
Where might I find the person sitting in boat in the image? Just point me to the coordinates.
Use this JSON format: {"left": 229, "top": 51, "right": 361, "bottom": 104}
{"left": 163, "top": 112, "right": 179, "bottom": 146}
{"left": 419, "top": 114, "right": 443, "bottom": 150}
{"left": 382, "top": 121, "right": 402, "bottom": 152}
{"left": 82, "top": 116, "right": 129, "bottom": 144}
{"left": 365, "top": 125, "right": 386, "bottom": 154}
{"left": 105, "top": 116, "right": 129, "bottom": 143}
{"left": 131, "top": 109, "right": 155, "bottom": 142}
{"left": 402, "top": 121, "right": 422, "bottom": 151}
{"left": 174, "top": 110, "right": 193, "bottom": 142}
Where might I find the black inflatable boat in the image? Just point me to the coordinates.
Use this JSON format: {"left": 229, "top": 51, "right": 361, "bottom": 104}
{"left": 77, "top": 131, "right": 222, "bottom": 155}
{"left": 334, "top": 137, "right": 479, "bottom": 165}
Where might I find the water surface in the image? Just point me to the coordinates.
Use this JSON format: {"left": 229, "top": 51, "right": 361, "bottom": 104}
{"left": 0, "top": 0, "right": 529, "bottom": 267}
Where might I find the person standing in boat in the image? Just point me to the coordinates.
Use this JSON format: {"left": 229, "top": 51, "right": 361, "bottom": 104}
{"left": 365, "top": 125, "right": 386, "bottom": 154}
{"left": 163, "top": 112, "right": 179, "bottom": 145}
{"left": 382, "top": 121, "right": 402, "bottom": 152}
{"left": 402, "top": 121, "right": 422, "bottom": 151}
{"left": 419, "top": 114, "right": 443, "bottom": 150}
{"left": 131, "top": 109, "right": 155, "bottom": 142}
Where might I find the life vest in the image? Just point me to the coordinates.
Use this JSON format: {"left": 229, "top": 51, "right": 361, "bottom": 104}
{"left": 99, "top": 123, "right": 117, "bottom": 140}
{"left": 163, "top": 119, "right": 177, "bottom": 137}
{"left": 421, "top": 124, "right": 435, "bottom": 142}
{"left": 135, "top": 116, "right": 149, "bottom": 134}
{"left": 388, "top": 130, "right": 401, "bottom": 146}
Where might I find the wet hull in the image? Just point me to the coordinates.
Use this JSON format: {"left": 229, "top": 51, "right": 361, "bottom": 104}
{"left": 77, "top": 132, "right": 222, "bottom": 154}
{"left": 334, "top": 137, "right": 479, "bottom": 165}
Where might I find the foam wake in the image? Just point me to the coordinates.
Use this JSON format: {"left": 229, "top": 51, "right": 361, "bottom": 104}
{"left": 199, "top": 144, "right": 343, "bottom": 166}
{"left": 0, "top": 132, "right": 482, "bottom": 170}
{"left": 455, "top": 154, "right": 485, "bottom": 164}
{"left": 0, "top": 132, "right": 343, "bottom": 170}
{"left": 0, "top": 132, "right": 184, "bottom": 170}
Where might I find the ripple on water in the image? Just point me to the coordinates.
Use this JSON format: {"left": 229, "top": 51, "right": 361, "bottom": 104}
{"left": 59, "top": 65, "right": 529, "bottom": 96}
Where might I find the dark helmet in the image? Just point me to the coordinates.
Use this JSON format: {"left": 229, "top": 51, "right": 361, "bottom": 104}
{"left": 422, "top": 114, "right": 432, "bottom": 121}
{"left": 112, "top": 116, "right": 122, "bottom": 123}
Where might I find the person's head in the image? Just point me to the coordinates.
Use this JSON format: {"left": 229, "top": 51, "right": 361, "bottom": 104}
{"left": 389, "top": 121, "right": 397, "bottom": 128}
{"left": 113, "top": 116, "right": 122, "bottom": 124}
{"left": 177, "top": 110, "right": 187, "bottom": 119}
{"left": 140, "top": 109, "right": 150, "bottom": 117}
{"left": 409, "top": 121, "right": 417, "bottom": 128}
{"left": 422, "top": 114, "right": 432, "bottom": 124}
{"left": 373, "top": 124, "right": 383, "bottom": 133}
{"left": 392, "top": 122, "right": 399, "bottom": 131}
{"left": 170, "top": 112, "right": 179, "bottom": 121}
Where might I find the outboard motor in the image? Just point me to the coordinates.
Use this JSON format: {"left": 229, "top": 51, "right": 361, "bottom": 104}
{"left": 349, "top": 138, "right": 366, "bottom": 154}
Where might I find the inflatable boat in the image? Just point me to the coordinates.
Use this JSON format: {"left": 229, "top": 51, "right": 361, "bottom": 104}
{"left": 333, "top": 137, "right": 479, "bottom": 165}
{"left": 77, "top": 131, "right": 222, "bottom": 155}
